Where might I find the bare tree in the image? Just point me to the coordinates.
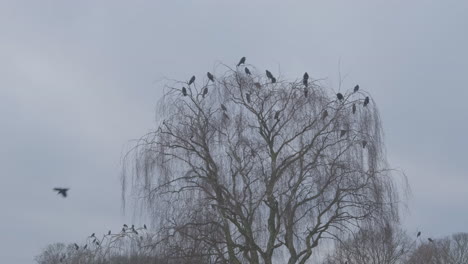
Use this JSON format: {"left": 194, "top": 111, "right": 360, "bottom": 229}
{"left": 122, "top": 62, "right": 403, "bottom": 264}
{"left": 407, "top": 233, "right": 468, "bottom": 264}
{"left": 322, "top": 220, "right": 412, "bottom": 264}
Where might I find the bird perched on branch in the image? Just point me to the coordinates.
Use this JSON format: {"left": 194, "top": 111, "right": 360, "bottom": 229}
{"left": 53, "top": 188, "right": 69, "bottom": 198}
{"left": 428, "top": 238, "right": 434, "bottom": 243}
{"left": 74, "top": 243, "right": 79, "bottom": 250}
{"left": 303, "top": 72, "right": 309, "bottom": 87}
{"left": 274, "top": 111, "right": 280, "bottom": 120}
{"left": 362, "top": 140, "right": 367, "bottom": 148}
{"left": 108, "top": 230, "right": 111, "bottom": 235}
{"left": 245, "top": 67, "right": 251, "bottom": 75}
{"left": 237, "top": 56, "right": 246, "bottom": 66}
{"left": 188, "top": 76, "right": 196, "bottom": 85}
{"left": 266, "top": 70, "right": 276, "bottom": 83}
{"left": 182, "top": 87, "right": 187, "bottom": 96}
{"left": 417, "top": 231, "right": 421, "bottom": 237}
{"left": 340, "top": 130, "right": 347, "bottom": 138}
{"left": 144, "top": 224, "right": 147, "bottom": 230}
{"left": 207, "top": 72, "right": 214, "bottom": 82}
{"left": 364, "top": 96, "right": 370, "bottom": 106}
{"left": 337, "top": 93, "right": 344, "bottom": 101}
{"left": 203, "top": 87, "right": 208, "bottom": 97}
{"left": 354, "top": 85, "right": 359, "bottom": 93}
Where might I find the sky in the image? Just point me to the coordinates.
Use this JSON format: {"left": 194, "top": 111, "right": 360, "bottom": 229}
{"left": 1, "top": 1, "right": 467, "bottom": 263}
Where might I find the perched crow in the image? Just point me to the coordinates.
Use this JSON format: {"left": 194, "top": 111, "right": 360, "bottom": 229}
{"left": 93, "top": 238, "right": 96, "bottom": 243}
{"left": 207, "top": 72, "right": 214, "bottom": 82}
{"left": 246, "top": 93, "right": 251, "bottom": 103}
{"left": 144, "top": 224, "right": 147, "bottom": 230}
{"left": 322, "top": 110, "right": 328, "bottom": 120}
{"left": 274, "top": 111, "right": 280, "bottom": 120}
{"left": 303, "top": 72, "right": 309, "bottom": 87}
{"left": 188, "top": 76, "right": 196, "bottom": 85}
{"left": 254, "top": 82, "right": 262, "bottom": 89}
{"left": 362, "top": 140, "right": 367, "bottom": 148}
{"left": 337, "top": 93, "right": 344, "bottom": 101}
{"left": 417, "top": 231, "right": 421, "bottom": 237}
{"left": 221, "top": 104, "right": 227, "bottom": 111}
{"left": 266, "top": 70, "right": 274, "bottom": 80}
{"left": 182, "top": 87, "right": 187, "bottom": 96}
{"left": 364, "top": 96, "right": 370, "bottom": 106}
{"left": 90, "top": 233, "right": 95, "bottom": 238}
{"left": 203, "top": 87, "right": 208, "bottom": 97}
{"left": 352, "top": 103, "right": 356, "bottom": 114}
{"left": 340, "top": 130, "right": 347, "bottom": 138}
{"left": 428, "top": 238, "right": 434, "bottom": 243}
{"left": 96, "top": 241, "right": 100, "bottom": 246}
{"left": 245, "top": 67, "right": 251, "bottom": 75}
{"left": 108, "top": 230, "right": 111, "bottom": 235}
{"left": 354, "top": 85, "right": 359, "bottom": 93}
{"left": 304, "top": 88, "right": 308, "bottom": 98}
{"left": 237, "top": 56, "right": 246, "bottom": 66}
{"left": 123, "top": 224, "right": 128, "bottom": 228}
{"left": 53, "top": 188, "right": 69, "bottom": 198}
{"left": 74, "top": 243, "right": 79, "bottom": 250}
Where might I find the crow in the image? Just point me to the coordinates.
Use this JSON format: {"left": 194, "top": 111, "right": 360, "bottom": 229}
{"left": 90, "top": 233, "right": 95, "bottom": 238}
{"left": 182, "top": 87, "right": 187, "bottom": 96}
{"left": 221, "top": 104, "right": 227, "bottom": 111}
{"left": 53, "top": 188, "right": 69, "bottom": 198}
{"left": 417, "top": 231, "right": 421, "bottom": 237}
{"left": 108, "top": 230, "right": 111, "bottom": 235}
{"left": 364, "top": 96, "right": 370, "bottom": 106}
{"left": 74, "top": 243, "right": 79, "bottom": 250}
{"left": 303, "top": 72, "right": 309, "bottom": 87}
{"left": 428, "top": 238, "right": 434, "bottom": 243}
{"left": 352, "top": 103, "right": 356, "bottom": 114}
{"left": 237, "top": 57, "right": 246, "bottom": 66}
{"left": 266, "top": 70, "right": 274, "bottom": 80}
{"left": 203, "top": 87, "right": 208, "bottom": 97}
{"left": 207, "top": 72, "right": 214, "bottom": 82}
{"left": 123, "top": 224, "right": 128, "bottom": 228}
{"left": 144, "top": 224, "right": 147, "bottom": 230}
{"left": 354, "top": 85, "right": 359, "bottom": 93}
{"left": 337, "top": 93, "right": 344, "bottom": 101}
{"left": 188, "top": 76, "right": 196, "bottom": 85}
{"left": 245, "top": 67, "right": 251, "bottom": 75}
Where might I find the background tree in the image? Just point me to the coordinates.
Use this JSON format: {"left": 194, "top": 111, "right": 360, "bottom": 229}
{"left": 322, "top": 220, "right": 412, "bottom": 264}
{"left": 122, "top": 60, "right": 403, "bottom": 264}
{"left": 407, "top": 232, "right": 468, "bottom": 264}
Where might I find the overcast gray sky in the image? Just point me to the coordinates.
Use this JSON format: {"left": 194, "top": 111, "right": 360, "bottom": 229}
{"left": 1, "top": 1, "right": 467, "bottom": 263}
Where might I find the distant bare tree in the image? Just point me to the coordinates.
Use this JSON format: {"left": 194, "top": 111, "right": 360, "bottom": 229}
{"left": 322, "top": 220, "right": 412, "bottom": 264}
{"left": 122, "top": 62, "right": 403, "bottom": 264}
{"left": 407, "top": 233, "right": 468, "bottom": 264}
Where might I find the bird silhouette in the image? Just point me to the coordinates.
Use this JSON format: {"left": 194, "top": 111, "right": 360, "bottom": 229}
{"left": 188, "top": 76, "right": 196, "bottom": 85}
{"left": 274, "top": 111, "right": 280, "bottom": 120}
{"left": 207, "top": 72, "right": 214, "bottom": 82}
{"left": 53, "top": 188, "right": 69, "bottom": 198}
{"left": 352, "top": 104, "right": 356, "bottom": 114}
{"left": 364, "top": 96, "right": 370, "bottom": 106}
{"left": 90, "top": 233, "right": 95, "bottom": 237}
{"left": 74, "top": 243, "right": 79, "bottom": 250}
{"left": 245, "top": 67, "right": 251, "bottom": 75}
{"left": 303, "top": 72, "right": 309, "bottom": 87}
{"left": 96, "top": 241, "right": 100, "bottom": 246}
{"left": 182, "top": 87, "right": 187, "bottom": 96}
{"left": 428, "top": 238, "right": 434, "bottom": 243}
{"left": 266, "top": 70, "right": 274, "bottom": 81}
{"left": 123, "top": 224, "right": 128, "bottom": 228}
{"left": 203, "top": 87, "right": 208, "bottom": 97}
{"left": 221, "top": 104, "right": 227, "bottom": 111}
{"left": 144, "top": 224, "right": 147, "bottom": 229}
{"left": 93, "top": 238, "right": 96, "bottom": 243}
{"left": 354, "top": 85, "right": 359, "bottom": 93}
{"left": 322, "top": 110, "right": 328, "bottom": 120}
{"left": 237, "top": 56, "right": 246, "bottom": 66}
{"left": 246, "top": 93, "right": 251, "bottom": 103}
{"left": 337, "top": 93, "right": 344, "bottom": 101}
{"left": 108, "top": 230, "right": 111, "bottom": 235}
{"left": 362, "top": 140, "right": 367, "bottom": 148}
{"left": 254, "top": 82, "right": 261, "bottom": 89}
{"left": 340, "top": 130, "right": 347, "bottom": 138}
{"left": 417, "top": 231, "right": 421, "bottom": 237}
